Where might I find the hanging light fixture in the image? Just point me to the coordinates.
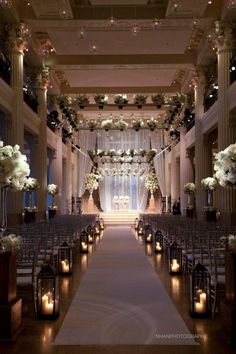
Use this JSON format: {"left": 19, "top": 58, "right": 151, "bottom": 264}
{"left": 59, "top": 0, "right": 68, "bottom": 18}
{"left": 152, "top": 18, "right": 161, "bottom": 29}
{"left": 108, "top": 16, "right": 116, "bottom": 27}
{"left": 0, "top": 0, "right": 12, "bottom": 8}
{"left": 78, "top": 27, "right": 86, "bottom": 40}
{"left": 131, "top": 23, "right": 140, "bottom": 36}
{"left": 90, "top": 44, "right": 99, "bottom": 54}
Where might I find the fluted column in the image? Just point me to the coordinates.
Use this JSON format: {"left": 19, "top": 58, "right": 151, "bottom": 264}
{"left": 170, "top": 145, "right": 177, "bottom": 204}
{"left": 35, "top": 68, "right": 50, "bottom": 220}
{"left": 6, "top": 23, "right": 29, "bottom": 224}
{"left": 180, "top": 128, "right": 194, "bottom": 213}
{"left": 72, "top": 152, "right": 78, "bottom": 212}
{"left": 215, "top": 21, "right": 236, "bottom": 224}
{"left": 50, "top": 132, "right": 63, "bottom": 213}
{"left": 194, "top": 69, "right": 213, "bottom": 218}
{"left": 65, "top": 147, "right": 73, "bottom": 214}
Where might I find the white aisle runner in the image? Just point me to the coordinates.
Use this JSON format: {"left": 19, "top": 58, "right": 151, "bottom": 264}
{"left": 54, "top": 227, "right": 197, "bottom": 345}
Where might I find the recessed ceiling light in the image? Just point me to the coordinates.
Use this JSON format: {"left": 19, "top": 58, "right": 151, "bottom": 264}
{"left": 108, "top": 16, "right": 115, "bottom": 27}
{"left": 152, "top": 18, "right": 161, "bottom": 29}
{"left": 208, "top": 0, "right": 212, "bottom": 4}
{"left": 78, "top": 27, "right": 86, "bottom": 40}
{"left": 90, "top": 44, "right": 99, "bottom": 54}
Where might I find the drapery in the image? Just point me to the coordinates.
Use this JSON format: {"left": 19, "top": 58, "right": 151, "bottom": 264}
{"left": 77, "top": 131, "right": 96, "bottom": 197}
{"left": 151, "top": 130, "right": 166, "bottom": 197}
{"left": 97, "top": 130, "right": 150, "bottom": 211}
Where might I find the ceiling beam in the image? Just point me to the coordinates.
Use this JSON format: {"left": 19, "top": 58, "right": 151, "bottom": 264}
{"left": 60, "top": 85, "right": 181, "bottom": 94}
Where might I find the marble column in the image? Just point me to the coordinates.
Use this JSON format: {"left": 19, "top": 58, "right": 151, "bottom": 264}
{"left": 35, "top": 68, "right": 50, "bottom": 220}
{"left": 170, "top": 145, "right": 177, "bottom": 205}
{"left": 215, "top": 21, "right": 236, "bottom": 224}
{"left": 194, "top": 69, "right": 213, "bottom": 218}
{"left": 180, "top": 128, "right": 194, "bottom": 213}
{"left": 65, "top": 147, "right": 73, "bottom": 214}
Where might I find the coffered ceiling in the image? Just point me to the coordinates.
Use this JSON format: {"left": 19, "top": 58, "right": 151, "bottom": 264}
{"left": 8, "top": 0, "right": 223, "bottom": 113}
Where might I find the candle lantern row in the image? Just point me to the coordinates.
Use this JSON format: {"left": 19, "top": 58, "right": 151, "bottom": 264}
{"left": 37, "top": 263, "right": 59, "bottom": 319}
{"left": 190, "top": 262, "right": 211, "bottom": 318}
{"left": 144, "top": 224, "right": 153, "bottom": 244}
{"left": 154, "top": 230, "right": 163, "bottom": 253}
{"left": 80, "top": 230, "right": 89, "bottom": 253}
{"left": 58, "top": 241, "right": 73, "bottom": 275}
{"left": 168, "top": 241, "right": 182, "bottom": 274}
{"left": 87, "top": 225, "right": 94, "bottom": 244}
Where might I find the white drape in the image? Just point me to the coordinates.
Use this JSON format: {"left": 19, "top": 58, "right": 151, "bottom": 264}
{"left": 151, "top": 130, "right": 166, "bottom": 196}
{"left": 77, "top": 131, "right": 96, "bottom": 197}
{"left": 97, "top": 130, "right": 150, "bottom": 211}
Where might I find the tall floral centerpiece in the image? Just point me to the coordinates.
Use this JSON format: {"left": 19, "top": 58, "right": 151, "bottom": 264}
{"left": 214, "top": 143, "right": 236, "bottom": 187}
{"left": 47, "top": 184, "right": 59, "bottom": 209}
{"left": 145, "top": 171, "right": 159, "bottom": 197}
{"left": 0, "top": 141, "right": 30, "bottom": 237}
{"left": 183, "top": 182, "right": 196, "bottom": 212}
{"left": 201, "top": 177, "right": 218, "bottom": 208}
{"left": 84, "top": 173, "right": 100, "bottom": 199}
{"left": 114, "top": 94, "right": 128, "bottom": 109}
{"left": 23, "top": 177, "right": 39, "bottom": 210}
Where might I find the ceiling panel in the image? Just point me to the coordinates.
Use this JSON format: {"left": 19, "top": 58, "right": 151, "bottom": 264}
{"left": 64, "top": 68, "right": 177, "bottom": 87}
{"left": 48, "top": 28, "right": 191, "bottom": 55}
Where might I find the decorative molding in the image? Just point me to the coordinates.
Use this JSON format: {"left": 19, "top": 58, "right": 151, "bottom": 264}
{"left": 214, "top": 21, "right": 235, "bottom": 51}
{"left": 5, "top": 22, "right": 30, "bottom": 53}
{"left": 23, "top": 102, "right": 41, "bottom": 136}
{"left": 202, "top": 101, "right": 218, "bottom": 135}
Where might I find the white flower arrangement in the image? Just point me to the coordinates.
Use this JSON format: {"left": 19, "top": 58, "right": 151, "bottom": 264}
{"left": 133, "top": 94, "right": 147, "bottom": 106}
{"left": 47, "top": 184, "right": 59, "bottom": 195}
{"left": 0, "top": 141, "right": 30, "bottom": 191}
{"left": 84, "top": 173, "right": 100, "bottom": 191}
{"left": 101, "top": 119, "right": 113, "bottom": 130}
{"left": 220, "top": 234, "right": 236, "bottom": 252}
{"left": 151, "top": 94, "right": 165, "bottom": 107}
{"left": 115, "top": 120, "right": 128, "bottom": 131}
{"left": 183, "top": 182, "right": 196, "bottom": 194}
{"left": 145, "top": 172, "right": 159, "bottom": 193}
{"left": 94, "top": 94, "right": 108, "bottom": 105}
{"left": 114, "top": 94, "right": 128, "bottom": 105}
{"left": 214, "top": 143, "right": 236, "bottom": 187}
{"left": 76, "top": 94, "right": 89, "bottom": 106}
{"left": 147, "top": 118, "right": 158, "bottom": 131}
{"left": 0, "top": 234, "right": 22, "bottom": 252}
{"left": 23, "top": 177, "right": 39, "bottom": 192}
{"left": 97, "top": 168, "right": 145, "bottom": 176}
{"left": 201, "top": 177, "right": 218, "bottom": 191}
{"left": 132, "top": 120, "right": 144, "bottom": 131}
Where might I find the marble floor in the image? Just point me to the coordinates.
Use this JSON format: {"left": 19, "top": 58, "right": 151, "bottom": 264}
{"left": 0, "top": 226, "right": 235, "bottom": 354}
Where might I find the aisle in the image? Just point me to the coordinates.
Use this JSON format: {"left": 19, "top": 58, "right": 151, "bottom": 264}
{"left": 54, "top": 227, "right": 197, "bottom": 345}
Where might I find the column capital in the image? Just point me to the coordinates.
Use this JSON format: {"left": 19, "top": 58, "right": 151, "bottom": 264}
{"left": 214, "top": 21, "right": 235, "bottom": 52}
{"left": 5, "top": 22, "right": 30, "bottom": 53}
{"left": 192, "top": 66, "right": 206, "bottom": 87}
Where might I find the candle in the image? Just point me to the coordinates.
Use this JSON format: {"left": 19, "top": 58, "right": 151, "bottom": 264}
{"left": 88, "top": 235, "right": 93, "bottom": 243}
{"left": 147, "top": 234, "right": 152, "bottom": 242}
{"left": 139, "top": 228, "right": 143, "bottom": 234}
{"left": 61, "top": 259, "right": 69, "bottom": 273}
{"left": 194, "top": 291, "right": 207, "bottom": 314}
{"left": 41, "top": 292, "right": 54, "bottom": 315}
{"left": 81, "top": 241, "right": 88, "bottom": 251}
{"left": 155, "top": 242, "right": 162, "bottom": 251}
{"left": 171, "top": 259, "right": 180, "bottom": 272}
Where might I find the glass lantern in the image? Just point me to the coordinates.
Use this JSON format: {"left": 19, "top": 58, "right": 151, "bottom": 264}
{"left": 134, "top": 218, "right": 139, "bottom": 231}
{"left": 80, "top": 230, "right": 89, "bottom": 253}
{"left": 137, "top": 220, "right": 144, "bottom": 235}
{"left": 144, "top": 224, "right": 153, "bottom": 243}
{"left": 94, "top": 220, "right": 101, "bottom": 236}
{"left": 190, "top": 262, "right": 211, "bottom": 318}
{"left": 154, "top": 230, "right": 163, "bottom": 253}
{"left": 168, "top": 241, "right": 182, "bottom": 274}
{"left": 37, "top": 263, "right": 59, "bottom": 319}
{"left": 99, "top": 218, "right": 105, "bottom": 230}
{"left": 86, "top": 225, "right": 94, "bottom": 244}
{"left": 58, "top": 241, "right": 73, "bottom": 275}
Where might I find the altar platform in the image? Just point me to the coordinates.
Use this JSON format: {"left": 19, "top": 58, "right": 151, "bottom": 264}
{"left": 99, "top": 210, "right": 139, "bottom": 225}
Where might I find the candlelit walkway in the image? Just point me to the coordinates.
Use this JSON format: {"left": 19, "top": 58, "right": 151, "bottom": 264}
{"left": 54, "top": 226, "right": 197, "bottom": 345}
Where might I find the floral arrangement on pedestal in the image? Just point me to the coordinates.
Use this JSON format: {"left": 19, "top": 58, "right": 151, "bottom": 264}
{"left": 114, "top": 119, "right": 128, "bottom": 131}
{"left": 47, "top": 183, "right": 59, "bottom": 209}
{"left": 214, "top": 143, "right": 236, "bottom": 187}
{"left": 132, "top": 120, "right": 144, "bottom": 131}
{"left": 84, "top": 173, "right": 101, "bottom": 198}
{"left": 147, "top": 118, "right": 158, "bottom": 131}
{"left": 151, "top": 94, "right": 165, "bottom": 108}
{"left": 0, "top": 141, "right": 30, "bottom": 237}
{"left": 145, "top": 171, "right": 159, "bottom": 196}
{"left": 133, "top": 94, "right": 147, "bottom": 108}
{"left": 23, "top": 177, "right": 39, "bottom": 212}
{"left": 76, "top": 94, "right": 89, "bottom": 108}
{"left": 0, "top": 234, "right": 22, "bottom": 253}
{"left": 201, "top": 177, "right": 218, "bottom": 210}
{"left": 183, "top": 182, "right": 195, "bottom": 209}
{"left": 101, "top": 119, "right": 113, "bottom": 131}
